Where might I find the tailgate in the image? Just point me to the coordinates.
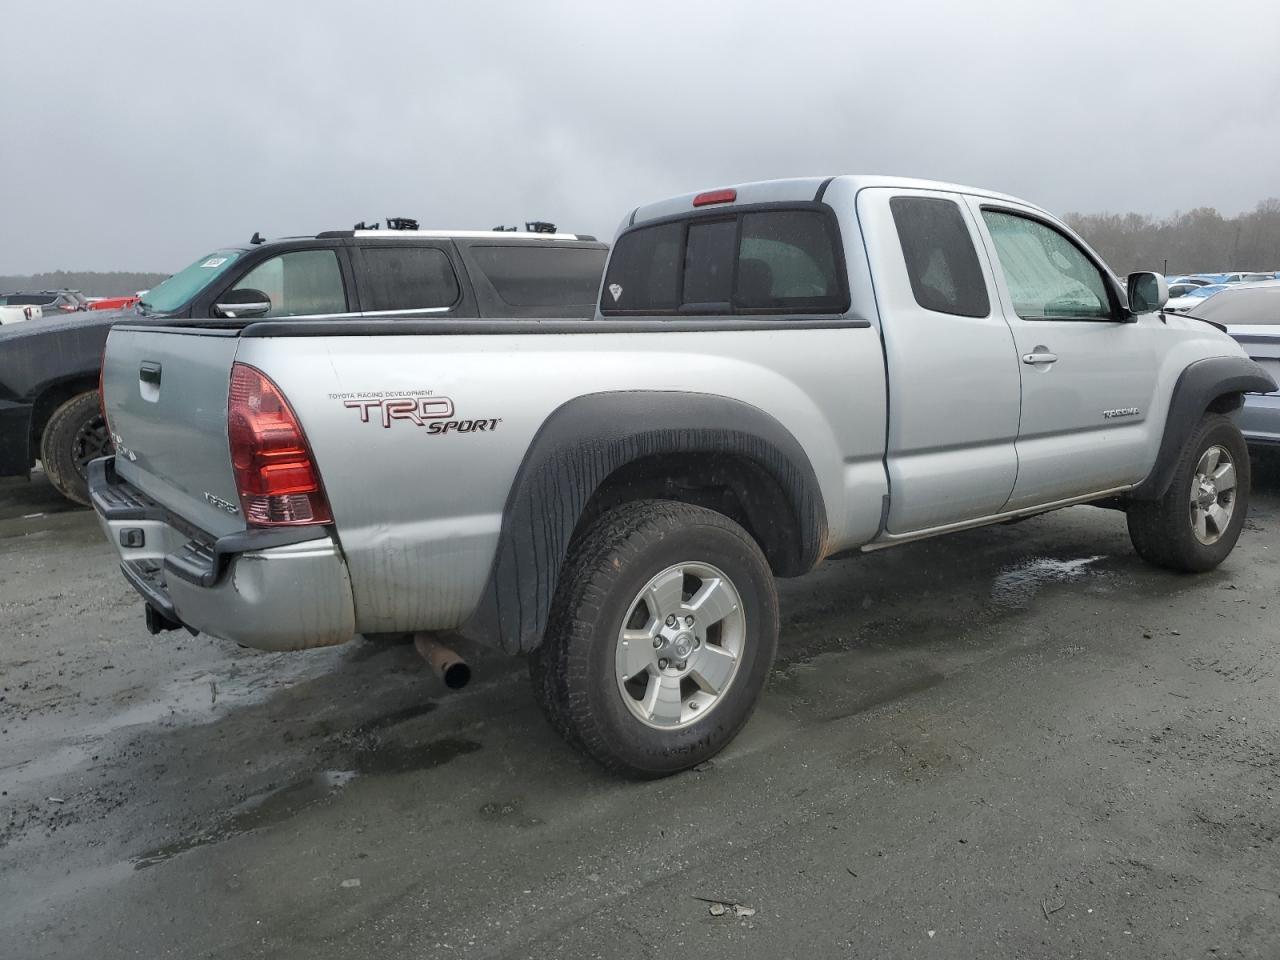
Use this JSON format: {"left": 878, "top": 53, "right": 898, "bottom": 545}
{"left": 103, "top": 326, "right": 246, "bottom": 536}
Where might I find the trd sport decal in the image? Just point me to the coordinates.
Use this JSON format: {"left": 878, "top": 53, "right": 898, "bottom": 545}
{"left": 330, "top": 390, "right": 501, "bottom": 435}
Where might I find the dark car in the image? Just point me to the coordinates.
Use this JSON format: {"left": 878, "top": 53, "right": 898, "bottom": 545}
{"left": 0, "top": 310, "right": 122, "bottom": 503}
{"left": 0, "top": 223, "right": 605, "bottom": 505}
{"left": 0, "top": 290, "right": 87, "bottom": 315}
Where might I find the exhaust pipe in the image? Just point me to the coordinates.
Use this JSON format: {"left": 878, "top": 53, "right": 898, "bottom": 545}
{"left": 413, "top": 633, "right": 471, "bottom": 690}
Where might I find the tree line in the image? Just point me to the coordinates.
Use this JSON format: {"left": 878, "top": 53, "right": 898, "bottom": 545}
{"left": 0, "top": 270, "right": 168, "bottom": 298}
{"left": 1065, "top": 199, "right": 1280, "bottom": 276}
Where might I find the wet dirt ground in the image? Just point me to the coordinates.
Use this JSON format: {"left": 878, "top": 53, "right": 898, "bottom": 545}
{"left": 2, "top": 461, "right": 1278, "bottom": 959}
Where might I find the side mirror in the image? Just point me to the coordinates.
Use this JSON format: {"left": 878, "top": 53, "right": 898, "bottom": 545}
{"left": 1126, "top": 271, "right": 1169, "bottom": 315}
{"left": 214, "top": 288, "right": 272, "bottom": 319}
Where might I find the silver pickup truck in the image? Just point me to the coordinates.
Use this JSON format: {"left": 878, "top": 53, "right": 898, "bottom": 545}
{"left": 92, "top": 178, "right": 1275, "bottom": 777}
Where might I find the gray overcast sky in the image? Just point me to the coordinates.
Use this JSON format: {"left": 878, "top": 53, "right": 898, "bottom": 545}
{"left": 3, "top": 0, "right": 1278, "bottom": 274}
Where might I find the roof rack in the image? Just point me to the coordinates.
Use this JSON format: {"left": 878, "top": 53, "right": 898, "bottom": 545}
{"left": 493, "top": 221, "right": 559, "bottom": 234}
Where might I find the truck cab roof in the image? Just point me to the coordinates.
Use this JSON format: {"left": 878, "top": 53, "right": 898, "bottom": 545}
{"left": 627, "top": 175, "right": 1050, "bottom": 228}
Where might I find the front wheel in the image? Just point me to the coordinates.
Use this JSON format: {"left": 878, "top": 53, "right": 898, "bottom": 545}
{"left": 1127, "top": 413, "right": 1250, "bottom": 572}
{"left": 532, "top": 500, "right": 779, "bottom": 778}
{"left": 40, "top": 391, "right": 113, "bottom": 506}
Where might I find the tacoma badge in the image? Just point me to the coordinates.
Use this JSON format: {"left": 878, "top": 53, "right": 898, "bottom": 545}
{"left": 204, "top": 491, "right": 240, "bottom": 514}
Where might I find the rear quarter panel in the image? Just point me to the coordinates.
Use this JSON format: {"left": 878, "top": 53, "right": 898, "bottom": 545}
{"left": 237, "top": 326, "right": 888, "bottom": 635}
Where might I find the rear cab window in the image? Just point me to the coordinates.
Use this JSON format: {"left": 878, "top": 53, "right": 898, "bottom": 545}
{"left": 601, "top": 206, "right": 848, "bottom": 316}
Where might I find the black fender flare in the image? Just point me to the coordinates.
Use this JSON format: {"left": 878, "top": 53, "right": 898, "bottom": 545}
{"left": 1130, "top": 355, "right": 1275, "bottom": 500}
{"left": 460, "top": 390, "right": 828, "bottom": 654}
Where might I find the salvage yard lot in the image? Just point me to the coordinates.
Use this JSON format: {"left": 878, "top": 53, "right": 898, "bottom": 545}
{"left": 2, "top": 463, "right": 1278, "bottom": 959}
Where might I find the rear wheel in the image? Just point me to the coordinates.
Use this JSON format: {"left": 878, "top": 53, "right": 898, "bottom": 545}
{"left": 40, "top": 391, "right": 112, "bottom": 506}
{"left": 1127, "top": 413, "right": 1250, "bottom": 572}
{"left": 532, "top": 500, "right": 778, "bottom": 778}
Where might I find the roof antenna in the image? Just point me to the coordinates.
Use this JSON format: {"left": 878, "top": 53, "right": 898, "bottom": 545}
{"left": 249, "top": 231, "right": 265, "bottom": 245}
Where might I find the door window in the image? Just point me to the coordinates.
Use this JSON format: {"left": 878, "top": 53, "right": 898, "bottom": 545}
{"left": 360, "top": 246, "right": 460, "bottom": 311}
{"left": 469, "top": 245, "right": 606, "bottom": 307}
{"left": 232, "top": 249, "right": 347, "bottom": 318}
{"left": 981, "top": 210, "right": 1114, "bottom": 320}
{"left": 890, "top": 197, "right": 990, "bottom": 317}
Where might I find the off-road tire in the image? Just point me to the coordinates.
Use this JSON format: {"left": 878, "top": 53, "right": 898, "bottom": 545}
{"left": 1127, "top": 413, "right": 1250, "bottom": 573}
{"left": 40, "top": 391, "right": 111, "bottom": 507}
{"left": 531, "top": 500, "right": 779, "bottom": 778}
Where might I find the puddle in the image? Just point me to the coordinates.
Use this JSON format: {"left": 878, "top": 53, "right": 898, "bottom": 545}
{"left": 1, "top": 651, "right": 352, "bottom": 795}
{"left": 990, "top": 555, "right": 1105, "bottom": 608}
{"left": 131, "top": 736, "right": 481, "bottom": 869}
{"left": 354, "top": 701, "right": 437, "bottom": 733}
{"left": 821, "top": 670, "right": 947, "bottom": 721}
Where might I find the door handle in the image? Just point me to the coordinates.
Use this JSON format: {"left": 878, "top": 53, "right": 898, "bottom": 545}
{"left": 1022, "top": 351, "right": 1058, "bottom": 365}
{"left": 139, "top": 361, "right": 162, "bottom": 385}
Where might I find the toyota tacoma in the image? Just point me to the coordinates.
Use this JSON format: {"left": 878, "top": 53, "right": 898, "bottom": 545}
{"left": 91, "top": 179, "right": 1274, "bottom": 777}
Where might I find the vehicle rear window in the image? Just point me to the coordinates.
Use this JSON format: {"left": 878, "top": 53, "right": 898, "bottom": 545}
{"left": 602, "top": 222, "right": 683, "bottom": 312}
{"left": 360, "top": 246, "right": 460, "bottom": 312}
{"left": 469, "top": 245, "right": 606, "bottom": 307}
{"left": 1, "top": 293, "right": 55, "bottom": 305}
{"left": 890, "top": 197, "right": 990, "bottom": 318}
{"left": 683, "top": 220, "right": 737, "bottom": 305}
{"left": 601, "top": 207, "right": 847, "bottom": 316}
{"left": 736, "top": 211, "right": 842, "bottom": 310}
{"left": 1196, "top": 286, "right": 1280, "bottom": 325}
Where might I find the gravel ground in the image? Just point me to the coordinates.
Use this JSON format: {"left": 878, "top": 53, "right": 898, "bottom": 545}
{"left": 1, "top": 460, "right": 1278, "bottom": 959}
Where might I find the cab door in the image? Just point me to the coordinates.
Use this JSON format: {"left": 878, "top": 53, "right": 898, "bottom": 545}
{"left": 966, "top": 200, "right": 1161, "bottom": 509}
{"left": 858, "top": 188, "right": 1021, "bottom": 534}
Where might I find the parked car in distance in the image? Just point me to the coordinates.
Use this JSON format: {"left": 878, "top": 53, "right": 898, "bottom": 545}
{"left": 88, "top": 295, "right": 141, "bottom": 312}
{"left": 92, "top": 176, "right": 1273, "bottom": 777}
{"left": 1168, "top": 281, "right": 1207, "bottom": 300}
{"left": 1167, "top": 275, "right": 1216, "bottom": 287}
{"left": 1165, "top": 283, "right": 1228, "bottom": 313}
{"left": 1197, "top": 272, "right": 1276, "bottom": 285}
{"left": 1, "top": 224, "right": 606, "bottom": 506}
{"left": 0, "top": 303, "right": 41, "bottom": 324}
{"left": 0, "top": 290, "right": 85, "bottom": 314}
{"left": 1190, "top": 281, "right": 1280, "bottom": 446}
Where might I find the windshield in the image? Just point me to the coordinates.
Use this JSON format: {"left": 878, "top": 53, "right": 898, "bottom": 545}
{"left": 1, "top": 294, "right": 46, "bottom": 305}
{"left": 1188, "top": 284, "right": 1227, "bottom": 299}
{"left": 139, "top": 250, "right": 243, "bottom": 314}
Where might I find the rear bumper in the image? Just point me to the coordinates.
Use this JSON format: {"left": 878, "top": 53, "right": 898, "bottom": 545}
{"left": 1241, "top": 393, "right": 1280, "bottom": 447}
{"left": 0, "top": 399, "right": 33, "bottom": 477}
{"left": 89, "top": 458, "right": 356, "bottom": 651}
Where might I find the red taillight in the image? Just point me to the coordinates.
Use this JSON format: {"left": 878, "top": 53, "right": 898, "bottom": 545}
{"left": 692, "top": 188, "right": 737, "bottom": 207}
{"left": 227, "top": 363, "right": 332, "bottom": 526}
